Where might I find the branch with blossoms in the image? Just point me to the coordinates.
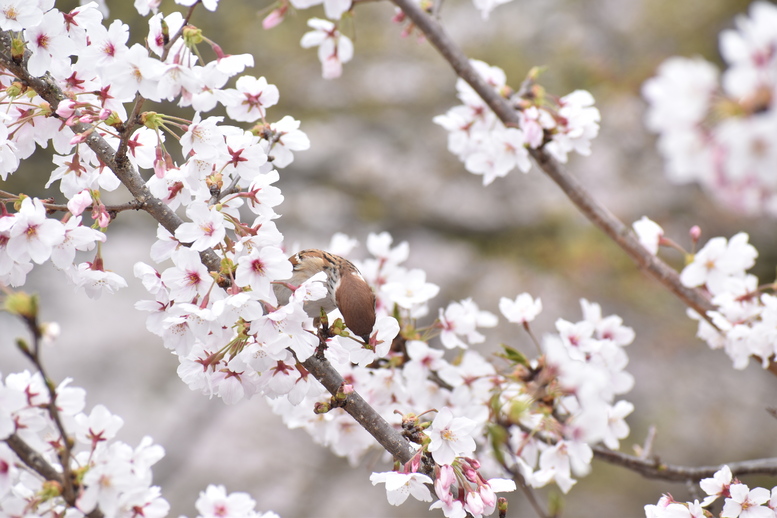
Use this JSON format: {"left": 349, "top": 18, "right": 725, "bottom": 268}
{"left": 592, "top": 447, "right": 777, "bottom": 482}
{"left": 0, "top": 7, "right": 415, "bottom": 472}
{"left": 386, "top": 0, "right": 717, "bottom": 327}
{"left": 385, "top": 0, "right": 777, "bottom": 382}
{"left": 1, "top": 1, "right": 777, "bottom": 518}
{"left": 2, "top": 287, "right": 279, "bottom": 518}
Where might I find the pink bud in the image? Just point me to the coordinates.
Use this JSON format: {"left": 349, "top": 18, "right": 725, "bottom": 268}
{"left": 69, "top": 129, "right": 92, "bottom": 145}
{"left": 465, "top": 492, "right": 484, "bottom": 516}
{"left": 56, "top": 99, "right": 76, "bottom": 118}
{"left": 690, "top": 225, "right": 701, "bottom": 243}
{"left": 92, "top": 203, "right": 110, "bottom": 228}
{"left": 153, "top": 157, "right": 167, "bottom": 178}
{"left": 463, "top": 465, "right": 478, "bottom": 483}
{"left": 437, "top": 464, "right": 455, "bottom": 489}
{"left": 479, "top": 485, "right": 497, "bottom": 507}
{"left": 97, "top": 210, "right": 111, "bottom": 228}
{"left": 67, "top": 189, "right": 92, "bottom": 216}
{"left": 99, "top": 108, "right": 111, "bottom": 120}
{"left": 262, "top": 7, "right": 286, "bottom": 29}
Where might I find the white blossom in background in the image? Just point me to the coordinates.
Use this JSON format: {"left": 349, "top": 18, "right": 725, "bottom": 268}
{"left": 434, "top": 60, "right": 599, "bottom": 185}
{"left": 643, "top": 1, "right": 777, "bottom": 217}
{"left": 632, "top": 216, "right": 664, "bottom": 255}
{"left": 499, "top": 292, "right": 542, "bottom": 324}
{"left": 300, "top": 18, "right": 353, "bottom": 79}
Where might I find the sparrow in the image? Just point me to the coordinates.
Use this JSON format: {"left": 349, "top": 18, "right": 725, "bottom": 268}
{"left": 274, "top": 249, "right": 376, "bottom": 342}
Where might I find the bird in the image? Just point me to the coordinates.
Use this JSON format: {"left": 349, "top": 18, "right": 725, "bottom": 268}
{"left": 273, "top": 249, "right": 376, "bottom": 342}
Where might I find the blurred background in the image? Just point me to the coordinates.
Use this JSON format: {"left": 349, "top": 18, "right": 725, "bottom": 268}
{"left": 2, "top": 0, "right": 776, "bottom": 516}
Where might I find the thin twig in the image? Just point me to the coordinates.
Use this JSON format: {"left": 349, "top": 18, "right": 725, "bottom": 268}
{"left": 15, "top": 314, "right": 77, "bottom": 504}
{"left": 515, "top": 471, "right": 548, "bottom": 518}
{"left": 592, "top": 446, "right": 777, "bottom": 481}
{"left": 42, "top": 200, "right": 145, "bottom": 215}
{"left": 5, "top": 433, "right": 104, "bottom": 518}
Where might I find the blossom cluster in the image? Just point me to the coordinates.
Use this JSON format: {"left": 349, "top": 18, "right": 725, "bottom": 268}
{"left": 0, "top": 1, "right": 309, "bottom": 295}
{"left": 259, "top": 233, "right": 636, "bottom": 514}
{"left": 370, "top": 408, "right": 517, "bottom": 517}
{"left": 0, "top": 369, "right": 277, "bottom": 518}
{"left": 645, "top": 465, "right": 777, "bottom": 518}
{"left": 632, "top": 217, "right": 775, "bottom": 371}
{"left": 0, "top": 197, "right": 109, "bottom": 291}
{"left": 643, "top": 1, "right": 777, "bottom": 217}
{"left": 0, "top": 1, "right": 640, "bottom": 517}
{"left": 0, "top": 370, "right": 168, "bottom": 517}
{"left": 499, "top": 297, "right": 636, "bottom": 493}
{"left": 434, "top": 60, "right": 600, "bottom": 185}
{"left": 361, "top": 283, "right": 635, "bottom": 516}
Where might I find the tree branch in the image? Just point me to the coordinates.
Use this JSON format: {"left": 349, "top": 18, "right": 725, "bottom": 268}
{"left": 388, "top": 0, "right": 716, "bottom": 323}
{"left": 302, "top": 352, "right": 416, "bottom": 463}
{"left": 593, "top": 445, "right": 777, "bottom": 482}
{"left": 0, "top": 30, "right": 221, "bottom": 273}
{"left": 0, "top": 28, "right": 415, "bottom": 468}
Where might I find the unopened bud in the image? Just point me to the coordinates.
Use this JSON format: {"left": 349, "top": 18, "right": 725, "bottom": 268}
{"left": 141, "top": 111, "right": 164, "bottom": 129}
{"left": 314, "top": 401, "right": 331, "bottom": 414}
{"left": 10, "top": 38, "right": 24, "bottom": 60}
{"left": 6, "top": 81, "right": 24, "bottom": 98}
{"left": 4, "top": 291, "right": 38, "bottom": 320}
{"left": 690, "top": 225, "right": 701, "bottom": 243}
{"left": 183, "top": 25, "right": 204, "bottom": 46}
{"left": 497, "top": 497, "right": 508, "bottom": 518}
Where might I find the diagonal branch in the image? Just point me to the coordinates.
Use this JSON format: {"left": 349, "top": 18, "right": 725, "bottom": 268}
{"left": 0, "top": 30, "right": 219, "bottom": 271}
{"left": 302, "top": 351, "right": 415, "bottom": 463}
{"left": 388, "top": 0, "right": 716, "bottom": 322}
{"left": 0, "top": 28, "right": 414, "bottom": 467}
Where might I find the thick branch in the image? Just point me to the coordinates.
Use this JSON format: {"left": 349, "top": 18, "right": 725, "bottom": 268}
{"left": 0, "top": 30, "right": 414, "bottom": 468}
{"left": 388, "top": 0, "right": 716, "bottom": 321}
{"left": 593, "top": 445, "right": 777, "bottom": 482}
{"left": 302, "top": 353, "right": 415, "bottom": 463}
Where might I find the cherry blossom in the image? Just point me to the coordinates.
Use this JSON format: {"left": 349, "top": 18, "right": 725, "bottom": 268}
{"left": 300, "top": 18, "right": 354, "bottom": 79}
{"left": 632, "top": 216, "right": 664, "bottom": 255}
{"left": 266, "top": 116, "right": 311, "bottom": 168}
{"left": 721, "top": 484, "right": 772, "bottom": 518}
{"left": 700, "top": 465, "right": 733, "bottom": 506}
{"left": 370, "top": 471, "right": 434, "bottom": 506}
{"left": 224, "top": 75, "right": 280, "bottom": 122}
{"left": 104, "top": 44, "right": 166, "bottom": 102}
{"left": 24, "top": 9, "right": 76, "bottom": 78}
{"left": 6, "top": 197, "right": 65, "bottom": 264}
{"left": 234, "top": 244, "right": 292, "bottom": 301}
{"left": 0, "top": 0, "right": 43, "bottom": 31}
{"left": 174, "top": 202, "right": 228, "bottom": 252}
{"left": 438, "top": 298, "right": 497, "bottom": 349}
{"left": 680, "top": 232, "right": 757, "bottom": 295}
{"left": 426, "top": 408, "right": 477, "bottom": 465}
{"left": 499, "top": 292, "right": 542, "bottom": 324}
{"left": 161, "top": 247, "right": 213, "bottom": 301}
